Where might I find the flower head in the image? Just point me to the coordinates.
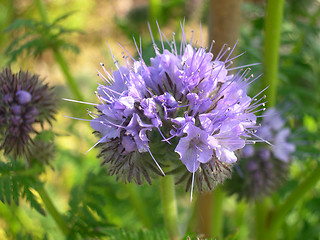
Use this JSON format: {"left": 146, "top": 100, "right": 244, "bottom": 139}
{"left": 225, "top": 108, "right": 295, "bottom": 200}
{"left": 0, "top": 67, "right": 56, "bottom": 158}
{"left": 67, "top": 23, "right": 265, "bottom": 193}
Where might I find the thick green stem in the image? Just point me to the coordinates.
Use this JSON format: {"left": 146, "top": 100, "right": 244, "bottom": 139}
{"left": 255, "top": 1, "right": 286, "bottom": 239}
{"left": 36, "top": 184, "right": 69, "bottom": 236}
{"left": 211, "top": 186, "right": 225, "bottom": 239}
{"left": 266, "top": 163, "right": 320, "bottom": 240}
{"left": 53, "top": 49, "right": 84, "bottom": 100}
{"left": 263, "top": 0, "right": 285, "bottom": 107}
{"left": 160, "top": 176, "right": 179, "bottom": 240}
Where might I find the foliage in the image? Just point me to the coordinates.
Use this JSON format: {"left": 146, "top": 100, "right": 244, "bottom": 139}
{"left": 0, "top": 160, "right": 45, "bottom": 215}
{"left": 65, "top": 169, "right": 114, "bottom": 239}
{"left": 4, "top": 12, "right": 80, "bottom": 63}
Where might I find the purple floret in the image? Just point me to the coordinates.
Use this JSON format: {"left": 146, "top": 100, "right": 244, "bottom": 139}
{"left": 175, "top": 123, "right": 217, "bottom": 172}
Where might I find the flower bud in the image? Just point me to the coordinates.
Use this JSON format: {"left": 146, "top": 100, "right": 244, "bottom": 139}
{"left": 0, "top": 67, "right": 57, "bottom": 158}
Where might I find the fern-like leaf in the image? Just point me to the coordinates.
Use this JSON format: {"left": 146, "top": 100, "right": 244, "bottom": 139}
{"left": 103, "top": 228, "right": 169, "bottom": 240}
{"left": 0, "top": 161, "right": 45, "bottom": 215}
{"left": 4, "top": 12, "right": 81, "bottom": 63}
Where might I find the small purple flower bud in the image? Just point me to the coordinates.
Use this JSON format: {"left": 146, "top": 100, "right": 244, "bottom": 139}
{"left": 11, "top": 115, "right": 22, "bottom": 125}
{"left": 246, "top": 160, "right": 259, "bottom": 171}
{"left": 16, "top": 90, "right": 32, "bottom": 105}
{"left": 4, "top": 94, "right": 13, "bottom": 104}
{"left": 28, "top": 107, "right": 39, "bottom": 116}
{"left": 242, "top": 145, "right": 255, "bottom": 158}
{"left": 11, "top": 105, "right": 22, "bottom": 115}
{"left": 258, "top": 148, "right": 271, "bottom": 161}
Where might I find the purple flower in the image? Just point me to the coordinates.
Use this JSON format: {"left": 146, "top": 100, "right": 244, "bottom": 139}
{"left": 66, "top": 23, "right": 265, "bottom": 190}
{"left": 225, "top": 107, "right": 295, "bottom": 199}
{"left": 256, "top": 108, "right": 295, "bottom": 162}
{"left": 273, "top": 128, "right": 295, "bottom": 162}
{"left": 0, "top": 68, "right": 56, "bottom": 158}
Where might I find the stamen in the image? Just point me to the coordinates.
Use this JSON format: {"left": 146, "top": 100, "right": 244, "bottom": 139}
{"left": 62, "top": 98, "right": 98, "bottom": 106}
{"left": 147, "top": 147, "right": 165, "bottom": 176}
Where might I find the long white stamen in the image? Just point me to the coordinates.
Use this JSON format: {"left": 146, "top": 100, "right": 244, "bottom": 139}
{"left": 85, "top": 135, "right": 107, "bottom": 154}
{"left": 147, "top": 148, "right": 165, "bottom": 176}
{"left": 190, "top": 162, "right": 196, "bottom": 202}
{"left": 62, "top": 98, "right": 98, "bottom": 106}
{"left": 63, "top": 115, "right": 92, "bottom": 121}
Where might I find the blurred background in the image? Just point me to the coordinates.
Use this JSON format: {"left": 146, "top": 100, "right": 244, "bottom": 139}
{"left": 0, "top": 0, "right": 320, "bottom": 239}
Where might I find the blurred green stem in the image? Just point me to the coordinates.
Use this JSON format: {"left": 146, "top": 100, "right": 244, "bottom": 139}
{"left": 263, "top": 0, "right": 285, "bottom": 107}
{"left": 266, "top": 163, "right": 320, "bottom": 240}
{"left": 34, "top": 0, "right": 49, "bottom": 23}
{"left": 256, "top": 0, "right": 284, "bottom": 239}
{"left": 53, "top": 48, "right": 84, "bottom": 100}
{"left": 211, "top": 186, "right": 225, "bottom": 238}
{"left": 149, "top": 0, "right": 162, "bottom": 20}
{"left": 254, "top": 198, "right": 270, "bottom": 240}
{"left": 160, "top": 175, "right": 179, "bottom": 240}
{"left": 124, "top": 184, "right": 152, "bottom": 229}
{"left": 36, "top": 184, "right": 69, "bottom": 236}
{"left": 34, "top": 0, "right": 84, "bottom": 100}
{"left": 236, "top": 200, "right": 248, "bottom": 240}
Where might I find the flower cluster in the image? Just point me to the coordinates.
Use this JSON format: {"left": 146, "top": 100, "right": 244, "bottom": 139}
{"left": 70, "top": 26, "right": 264, "bottom": 192}
{"left": 0, "top": 67, "right": 56, "bottom": 159}
{"left": 225, "top": 108, "right": 295, "bottom": 200}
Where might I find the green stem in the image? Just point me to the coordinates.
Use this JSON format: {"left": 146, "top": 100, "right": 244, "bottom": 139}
{"left": 36, "top": 184, "right": 69, "bottom": 237}
{"left": 53, "top": 49, "right": 84, "bottom": 100}
{"left": 254, "top": 198, "right": 270, "bottom": 240}
{"left": 235, "top": 200, "right": 248, "bottom": 240}
{"left": 34, "top": 0, "right": 49, "bottom": 23}
{"left": 34, "top": 0, "right": 84, "bottom": 100}
{"left": 266, "top": 163, "right": 320, "bottom": 240}
{"left": 195, "top": 193, "right": 212, "bottom": 237}
{"left": 256, "top": 0, "right": 285, "bottom": 239}
{"left": 148, "top": 0, "right": 162, "bottom": 31}
{"left": 160, "top": 176, "right": 179, "bottom": 240}
{"left": 124, "top": 184, "right": 152, "bottom": 229}
{"left": 263, "top": 0, "right": 285, "bottom": 107}
{"left": 211, "top": 186, "right": 225, "bottom": 239}
{"left": 148, "top": 0, "right": 162, "bottom": 20}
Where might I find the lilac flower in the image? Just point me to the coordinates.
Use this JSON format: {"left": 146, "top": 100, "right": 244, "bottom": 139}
{"left": 256, "top": 108, "right": 295, "bottom": 162}
{"left": 225, "top": 108, "right": 295, "bottom": 200}
{"left": 66, "top": 23, "right": 264, "bottom": 191}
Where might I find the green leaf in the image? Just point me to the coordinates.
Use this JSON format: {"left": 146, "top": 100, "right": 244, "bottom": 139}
{"left": 4, "top": 12, "right": 81, "bottom": 63}
{"left": 0, "top": 161, "right": 45, "bottom": 215}
{"left": 103, "top": 228, "right": 169, "bottom": 240}
{"left": 23, "top": 186, "right": 46, "bottom": 216}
